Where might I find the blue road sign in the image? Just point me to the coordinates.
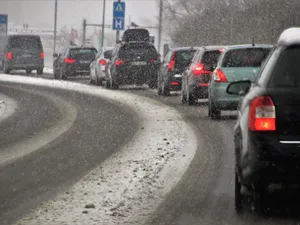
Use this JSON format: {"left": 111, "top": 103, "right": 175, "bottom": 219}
{"left": 0, "top": 14, "right": 8, "bottom": 35}
{"left": 113, "top": 1, "right": 125, "bottom": 30}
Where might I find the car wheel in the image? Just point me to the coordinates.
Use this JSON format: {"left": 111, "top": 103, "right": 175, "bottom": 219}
{"left": 26, "top": 69, "right": 32, "bottom": 75}
{"left": 161, "top": 81, "right": 170, "bottom": 96}
{"left": 3, "top": 62, "right": 10, "bottom": 74}
{"left": 209, "top": 99, "right": 221, "bottom": 120}
{"left": 181, "top": 90, "right": 187, "bottom": 103}
{"left": 235, "top": 171, "right": 243, "bottom": 214}
{"left": 36, "top": 68, "right": 43, "bottom": 75}
{"left": 157, "top": 79, "right": 162, "bottom": 95}
{"left": 54, "top": 68, "right": 59, "bottom": 79}
{"left": 110, "top": 76, "right": 119, "bottom": 89}
{"left": 187, "top": 88, "right": 196, "bottom": 105}
{"left": 60, "top": 67, "right": 67, "bottom": 80}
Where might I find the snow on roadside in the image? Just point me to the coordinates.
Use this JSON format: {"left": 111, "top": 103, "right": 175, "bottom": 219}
{"left": 0, "top": 93, "right": 18, "bottom": 124}
{"left": 0, "top": 75, "right": 198, "bottom": 225}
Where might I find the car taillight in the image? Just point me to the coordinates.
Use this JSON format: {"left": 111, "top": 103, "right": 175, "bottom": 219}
{"left": 40, "top": 52, "right": 44, "bottom": 59}
{"left": 248, "top": 96, "right": 276, "bottom": 131}
{"left": 167, "top": 53, "right": 176, "bottom": 72}
{"left": 193, "top": 64, "right": 204, "bottom": 76}
{"left": 214, "top": 68, "right": 228, "bottom": 82}
{"left": 170, "top": 81, "right": 180, "bottom": 86}
{"left": 99, "top": 59, "right": 106, "bottom": 65}
{"left": 65, "top": 58, "right": 76, "bottom": 64}
{"left": 7, "top": 52, "right": 12, "bottom": 60}
{"left": 115, "top": 59, "right": 126, "bottom": 66}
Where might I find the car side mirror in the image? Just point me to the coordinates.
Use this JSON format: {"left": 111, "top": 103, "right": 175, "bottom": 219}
{"left": 53, "top": 53, "right": 58, "bottom": 58}
{"left": 104, "top": 50, "right": 112, "bottom": 60}
{"left": 226, "top": 80, "right": 252, "bottom": 96}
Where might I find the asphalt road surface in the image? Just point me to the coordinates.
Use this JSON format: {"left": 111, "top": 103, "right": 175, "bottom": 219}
{"left": 0, "top": 82, "right": 138, "bottom": 225}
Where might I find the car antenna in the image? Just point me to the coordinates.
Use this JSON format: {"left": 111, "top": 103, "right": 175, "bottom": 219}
{"left": 252, "top": 37, "right": 255, "bottom": 46}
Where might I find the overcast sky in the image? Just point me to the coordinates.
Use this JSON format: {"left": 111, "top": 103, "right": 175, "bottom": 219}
{"left": 1, "top": 0, "right": 158, "bottom": 33}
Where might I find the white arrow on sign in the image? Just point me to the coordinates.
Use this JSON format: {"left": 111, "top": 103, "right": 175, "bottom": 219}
{"left": 115, "top": 3, "right": 124, "bottom": 12}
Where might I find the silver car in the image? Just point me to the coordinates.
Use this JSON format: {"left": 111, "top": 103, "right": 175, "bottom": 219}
{"left": 90, "top": 47, "right": 113, "bottom": 86}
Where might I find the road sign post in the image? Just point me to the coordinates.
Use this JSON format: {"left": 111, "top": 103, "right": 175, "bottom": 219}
{"left": 113, "top": 0, "right": 125, "bottom": 43}
{"left": 0, "top": 14, "right": 8, "bottom": 35}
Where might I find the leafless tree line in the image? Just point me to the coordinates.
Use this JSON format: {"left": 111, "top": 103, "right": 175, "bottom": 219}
{"left": 163, "top": 0, "right": 300, "bottom": 46}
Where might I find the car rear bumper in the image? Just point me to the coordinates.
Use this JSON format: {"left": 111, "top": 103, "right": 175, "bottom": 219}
{"left": 190, "top": 84, "right": 209, "bottom": 99}
{"left": 6, "top": 60, "right": 44, "bottom": 70}
{"left": 64, "top": 64, "right": 91, "bottom": 76}
{"left": 241, "top": 132, "right": 300, "bottom": 187}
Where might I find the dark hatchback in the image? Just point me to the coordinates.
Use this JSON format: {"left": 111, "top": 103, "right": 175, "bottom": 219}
{"left": 228, "top": 28, "right": 300, "bottom": 213}
{"left": 53, "top": 47, "right": 97, "bottom": 79}
{"left": 158, "top": 47, "right": 198, "bottom": 96}
{"left": 106, "top": 41, "right": 160, "bottom": 89}
{"left": 0, "top": 34, "right": 44, "bottom": 75}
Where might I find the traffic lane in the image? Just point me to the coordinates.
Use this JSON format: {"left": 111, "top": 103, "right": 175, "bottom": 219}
{"left": 0, "top": 83, "right": 62, "bottom": 150}
{"left": 124, "top": 90, "right": 297, "bottom": 225}
{"left": 0, "top": 84, "right": 139, "bottom": 225}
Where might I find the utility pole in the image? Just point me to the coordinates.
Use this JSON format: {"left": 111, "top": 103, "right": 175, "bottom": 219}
{"left": 82, "top": 19, "right": 87, "bottom": 46}
{"left": 53, "top": 0, "right": 58, "bottom": 54}
{"left": 101, "top": 0, "right": 106, "bottom": 48}
{"left": 116, "top": 0, "right": 121, "bottom": 43}
{"left": 158, "top": 0, "right": 163, "bottom": 54}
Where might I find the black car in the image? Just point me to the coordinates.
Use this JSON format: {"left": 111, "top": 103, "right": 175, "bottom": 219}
{"left": 53, "top": 47, "right": 97, "bottom": 80}
{"left": 105, "top": 41, "right": 160, "bottom": 89}
{"left": 227, "top": 28, "right": 300, "bottom": 213}
{"left": 0, "top": 34, "right": 44, "bottom": 75}
{"left": 158, "top": 47, "right": 198, "bottom": 96}
{"left": 182, "top": 46, "right": 225, "bottom": 104}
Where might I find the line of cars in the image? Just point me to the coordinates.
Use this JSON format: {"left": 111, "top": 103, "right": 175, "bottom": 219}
{"left": 92, "top": 27, "right": 300, "bottom": 216}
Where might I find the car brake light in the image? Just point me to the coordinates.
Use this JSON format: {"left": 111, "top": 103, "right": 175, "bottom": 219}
{"left": 218, "top": 48, "right": 224, "bottom": 53}
{"left": 248, "top": 96, "right": 276, "bottom": 131}
{"left": 40, "top": 52, "right": 44, "bottom": 59}
{"left": 115, "top": 59, "right": 126, "bottom": 66}
{"left": 65, "top": 58, "right": 76, "bottom": 64}
{"left": 214, "top": 68, "right": 228, "bottom": 82}
{"left": 193, "top": 64, "right": 204, "bottom": 76}
{"left": 7, "top": 52, "right": 12, "bottom": 59}
{"left": 168, "top": 53, "right": 176, "bottom": 72}
{"left": 170, "top": 81, "right": 180, "bottom": 86}
{"left": 99, "top": 59, "right": 106, "bottom": 65}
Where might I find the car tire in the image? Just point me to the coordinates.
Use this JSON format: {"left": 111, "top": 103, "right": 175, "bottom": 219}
{"left": 54, "top": 69, "right": 59, "bottom": 79}
{"left": 161, "top": 81, "right": 170, "bottom": 96}
{"left": 235, "top": 171, "right": 243, "bottom": 214}
{"left": 181, "top": 90, "right": 187, "bottom": 103}
{"left": 157, "top": 79, "right": 162, "bottom": 95}
{"left": 36, "top": 68, "right": 43, "bottom": 75}
{"left": 3, "top": 62, "right": 10, "bottom": 74}
{"left": 60, "top": 67, "right": 67, "bottom": 80}
{"left": 26, "top": 69, "right": 32, "bottom": 75}
{"left": 187, "top": 90, "right": 197, "bottom": 105}
{"left": 209, "top": 99, "right": 221, "bottom": 120}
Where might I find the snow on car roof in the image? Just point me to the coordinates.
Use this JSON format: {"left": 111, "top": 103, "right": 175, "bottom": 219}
{"left": 278, "top": 27, "right": 300, "bottom": 46}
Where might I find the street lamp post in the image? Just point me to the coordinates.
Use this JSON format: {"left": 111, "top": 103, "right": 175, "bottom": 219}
{"left": 53, "top": 0, "right": 58, "bottom": 54}
{"left": 101, "top": 0, "right": 106, "bottom": 48}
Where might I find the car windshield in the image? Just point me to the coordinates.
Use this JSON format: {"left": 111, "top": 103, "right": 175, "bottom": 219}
{"left": 69, "top": 49, "right": 97, "bottom": 60}
{"left": 175, "top": 50, "right": 196, "bottom": 68}
{"left": 269, "top": 46, "right": 300, "bottom": 88}
{"left": 222, "top": 48, "right": 271, "bottom": 67}
{"left": 202, "top": 50, "right": 221, "bottom": 65}
{"left": 119, "top": 44, "right": 157, "bottom": 59}
{"left": 9, "top": 36, "right": 42, "bottom": 49}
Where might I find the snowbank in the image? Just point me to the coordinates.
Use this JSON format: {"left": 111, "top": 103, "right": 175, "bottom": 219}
{"left": 0, "top": 93, "right": 18, "bottom": 124}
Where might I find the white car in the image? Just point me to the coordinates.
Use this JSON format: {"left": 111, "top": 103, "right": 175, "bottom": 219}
{"left": 90, "top": 47, "right": 113, "bottom": 85}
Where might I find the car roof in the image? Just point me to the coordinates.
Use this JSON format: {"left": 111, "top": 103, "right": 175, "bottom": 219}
{"left": 277, "top": 27, "right": 300, "bottom": 46}
{"left": 223, "top": 44, "right": 273, "bottom": 50}
{"left": 170, "top": 47, "right": 201, "bottom": 52}
{"left": 202, "top": 45, "right": 227, "bottom": 51}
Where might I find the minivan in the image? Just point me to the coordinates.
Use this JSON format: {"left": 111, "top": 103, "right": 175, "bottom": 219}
{"left": 0, "top": 34, "right": 44, "bottom": 75}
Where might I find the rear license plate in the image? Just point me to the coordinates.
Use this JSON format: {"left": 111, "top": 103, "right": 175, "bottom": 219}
{"left": 131, "top": 61, "right": 147, "bottom": 66}
{"left": 79, "top": 61, "right": 90, "bottom": 64}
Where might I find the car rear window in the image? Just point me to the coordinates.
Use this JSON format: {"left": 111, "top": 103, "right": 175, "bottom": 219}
{"left": 9, "top": 36, "right": 42, "bottom": 49}
{"left": 69, "top": 48, "right": 97, "bottom": 60}
{"left": 122, "top": 29, "right": 150, "bottom": 42}
{"left": 269, "top": 46, "right": 300, "bottom": 88}
{"left": 202, "top": 50, "right": 221, "bottom": 65}
{"left": 119, "top": 44, "right": 157, "bottom": 59}
{"left": 222, "top": 48, "right": 271, "bottom": 67}
{"left": 175, "top": 50, "right": 196, "bottom": 68}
